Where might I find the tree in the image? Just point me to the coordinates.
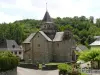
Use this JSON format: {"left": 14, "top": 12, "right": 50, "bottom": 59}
{"left": 89, "top": 16, "right": 94, "bottom": 23}
{"left": 79, "top": 48, "right": 100, "bottom": 61}
{"left": 78, "top": 48, "right": 100, "bottom": 69}
{"left": 96, "top": 18, "right": 100, "bottom": 27}
{"left": 13, "top": 24, "right": 24, "bottom": 44}
{"left": 79, "top": 16, "right": 87, "bottom": 21}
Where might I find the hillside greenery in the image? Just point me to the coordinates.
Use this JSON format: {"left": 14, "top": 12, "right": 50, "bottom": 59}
{"left": 0, "top": 16, "right": 100, "bottom": 47}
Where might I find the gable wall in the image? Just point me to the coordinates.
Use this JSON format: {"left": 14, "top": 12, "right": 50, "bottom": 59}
{"left": 32, "top": 32, "right": 52, "bottom": 63}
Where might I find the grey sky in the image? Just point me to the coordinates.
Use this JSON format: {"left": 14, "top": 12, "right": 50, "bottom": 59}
{"left": 0, "top": 0, "right": 100, "bottom": 23}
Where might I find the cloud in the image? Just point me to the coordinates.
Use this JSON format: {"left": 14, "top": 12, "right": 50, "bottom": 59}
{"left": 0, "top": 0, "right": 100, "bottom": 23}
{"left": 0, "top": 12, "right": 22, "bottom": 23}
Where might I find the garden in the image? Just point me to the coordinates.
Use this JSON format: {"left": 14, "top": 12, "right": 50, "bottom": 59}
{"left": 57, "top": 63, "right": 87, "bottom": 75}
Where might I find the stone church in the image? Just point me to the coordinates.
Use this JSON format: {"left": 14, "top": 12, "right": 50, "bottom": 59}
{"left": 23, "top": 10, "right": 76, "bottom": 63}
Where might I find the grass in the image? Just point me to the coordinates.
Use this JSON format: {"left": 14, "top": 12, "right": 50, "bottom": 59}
{"left": 45, "top": 63, "right": 63, "bottom": 65}
{"left": 38, "top": 63, "right": 64, "bottom": 69}
{"left": 81, "top": 72, "right": 88, "bottom": 75}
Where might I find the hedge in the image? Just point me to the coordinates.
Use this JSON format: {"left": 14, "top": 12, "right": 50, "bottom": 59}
{"left": 0, "top": 51, "right": 19, "bottom": 72}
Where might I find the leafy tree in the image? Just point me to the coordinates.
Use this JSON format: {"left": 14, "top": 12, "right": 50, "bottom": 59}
{"left": 89, "top": 16, "right": 94, "bottom": 23}
{"left": 96, "top": 18, "right": 100, "bottom": 27}
{"left": 78, "top": 48, "right": 100, "bottom": 68}
{"left": 78, "top": 48, "right": 100, "bottom": 61}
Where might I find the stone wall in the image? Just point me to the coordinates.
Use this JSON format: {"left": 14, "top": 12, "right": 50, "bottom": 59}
{"left": 0, "top": 68, "right": 17, "bottom": 75}
{"left": 32, "top": 32, "right": 50, "bottom": 63}
{"left": 18, "top": 63, "right": 38, "bottom": 69}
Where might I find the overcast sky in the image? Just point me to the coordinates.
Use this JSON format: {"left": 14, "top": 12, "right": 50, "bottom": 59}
{"left": 0, "top": 0, "right": 100, "bottom": 23}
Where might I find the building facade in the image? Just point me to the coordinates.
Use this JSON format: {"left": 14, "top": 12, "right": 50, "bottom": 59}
{"left": 23, "top": 11, "right": 76, "bottom": 63}
{"left": 0, "top": 40, "right": 23, "bottom": 59}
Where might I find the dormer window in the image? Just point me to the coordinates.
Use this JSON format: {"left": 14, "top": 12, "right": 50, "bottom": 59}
{"left": 12, "top": 44, "right": 15, "bottom": 48}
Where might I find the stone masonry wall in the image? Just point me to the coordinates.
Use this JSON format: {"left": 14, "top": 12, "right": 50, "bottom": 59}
{"left": 0, "top": 68, "right": 17, "bottom": 75}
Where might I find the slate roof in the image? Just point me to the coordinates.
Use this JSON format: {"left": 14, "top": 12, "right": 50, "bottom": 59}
{"left": 76, "top": 44, "right": 88, "bottom": 52}
{"left": 23, "top": 31, "right": 66, "bottom": 42}
{"left": 53, "top": 32, "right": 64, "bottom": 41}
{"left": 23, "top": 31, "right": 52, "bottom": 43}
{"left": 7, "top": 40, "right": 22, "bottom": 50}
{"left": 0, "top": 40, "right": 22, "bottom": 51}
{"left": 39, "top": 31, "right": 52, "bottom": 41}
{"left": 0, "top": 40, "right": 7, "bottom": 48}
{"left": 94, "top": 36, "right": 100, "bottom": 39}
{"left": 23, "top": 33, "right": 36, "bottom": 43}
{"left": 90, "top": 38, "right": 100, "bottom": 46}
{"left": 42, "top": 11, "right": 53, "bottom": 23}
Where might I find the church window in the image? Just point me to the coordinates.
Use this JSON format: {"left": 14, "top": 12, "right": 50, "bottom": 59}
{"left": 57, "top": 43, "right": 59, "bottom": 47}
{"left": 38, "top": 44, "right": 40, "bottom": 47}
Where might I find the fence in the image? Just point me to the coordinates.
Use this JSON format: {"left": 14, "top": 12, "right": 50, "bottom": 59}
{"left": 81, "top": 68, "right": 100, "bottom": 74}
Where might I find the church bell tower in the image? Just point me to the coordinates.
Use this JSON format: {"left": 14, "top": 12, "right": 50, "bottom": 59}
{"left": 40, "top": 6, "right": 57, "bottom": 40}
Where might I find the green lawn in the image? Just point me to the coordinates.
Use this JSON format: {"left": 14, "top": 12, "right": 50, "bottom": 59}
{"left": 81, "top": 73, "right": 88, "bottom": 75}
{"left": 45, "top": 63, "right": 64, "bottom": 65}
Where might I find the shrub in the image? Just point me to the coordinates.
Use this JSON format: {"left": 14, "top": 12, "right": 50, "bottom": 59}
{"left": 0, "top": 51, "right": 19, "bottom": 72}
{"left": 58, "top": 63, "right": 72, "bottom": 72}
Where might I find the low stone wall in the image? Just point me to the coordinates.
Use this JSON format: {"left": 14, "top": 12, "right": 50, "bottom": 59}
{"left": 18, "top": 63, "right": 58, "bottom": 70}
{"left": 0, "top": 68, "right": 17, "bottom": 75}
{"left": 42, "top": 65, "right": 58, "bottom": 70}
{"left": 18, "top": 63, "right": 39, "bottom": 69}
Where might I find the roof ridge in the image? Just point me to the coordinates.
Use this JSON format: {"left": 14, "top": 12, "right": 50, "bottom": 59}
{"left": 39, "top": 31, "right": 52, "bottom": 41}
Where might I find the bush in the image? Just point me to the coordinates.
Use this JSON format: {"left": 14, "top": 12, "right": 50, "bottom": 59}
{"left": 58, "top": 63, "right": 72, "bottom": 72}
{"left": 0, "top": 51, "right": 19, "bottom": 72}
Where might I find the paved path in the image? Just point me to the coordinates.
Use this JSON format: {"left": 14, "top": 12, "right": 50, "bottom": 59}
{"left": 17, "top": 67, "right": 100, "bottom": 75}
{"left": 88, "top": 73, "right": 100, "bottom": 75}
{"left": 17, "top": 67, "right": 59, "bottom": 75}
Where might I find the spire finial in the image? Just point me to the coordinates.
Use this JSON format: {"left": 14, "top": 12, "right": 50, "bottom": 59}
{"left": 46, "top": 2, "right": 47, "bottom": 11}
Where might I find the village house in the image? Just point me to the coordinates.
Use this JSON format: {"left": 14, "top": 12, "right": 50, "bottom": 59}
{"left": 0, "top": 39, "right": 23, "bottom": 59}
{"left": 90, "top": 36, "right": 100, "bottom": 48}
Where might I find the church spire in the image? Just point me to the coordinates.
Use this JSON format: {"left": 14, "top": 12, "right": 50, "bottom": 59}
{"left": 42, "top": 11, "right": 53, "bottom": 23}
{"left": 41, "top": 3, "right": 57, "bottom": 40}
{"left": 46, "top": 2, "right": 47, "bottom": 11}
{"left": 42, "top": 3, "right": 53, "bottom": 23}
